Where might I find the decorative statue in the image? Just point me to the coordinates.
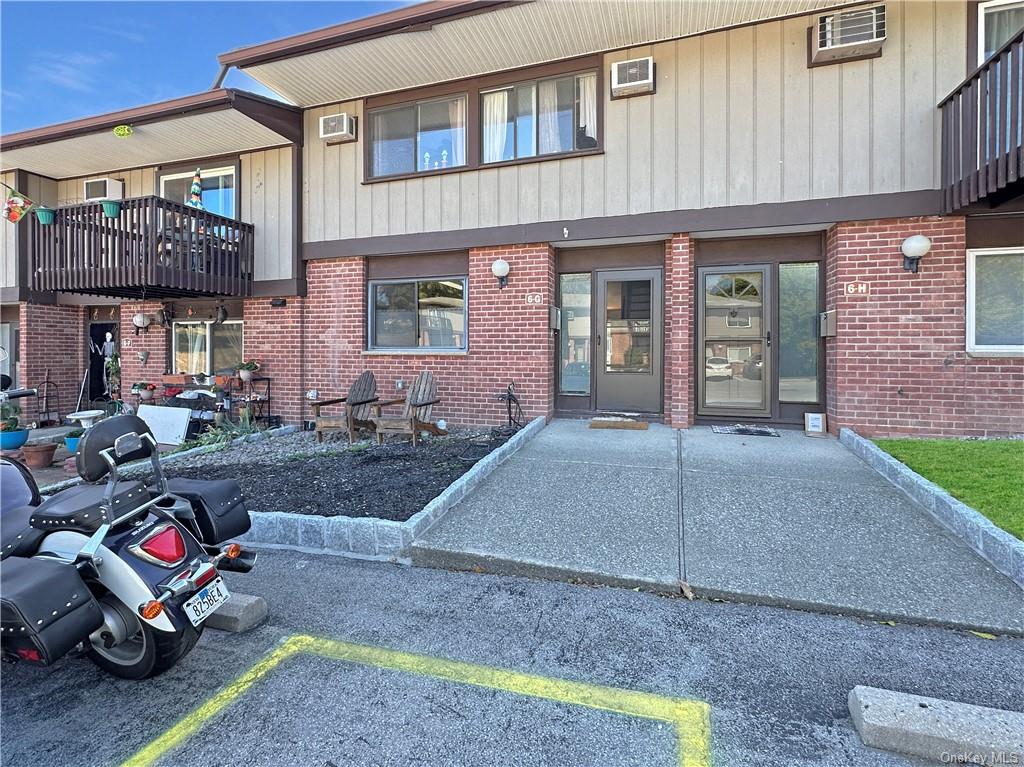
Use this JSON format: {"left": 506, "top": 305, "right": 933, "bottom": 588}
{"left": 90, "top": 332, "right": 118, "bottom": 397}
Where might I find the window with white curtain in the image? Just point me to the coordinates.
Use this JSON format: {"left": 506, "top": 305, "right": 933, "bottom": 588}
{"left": 482, "top": 71, "right": 598, "bottom": 164}
{"left": 979, "top": 0, "right": 1024, "bottom": 63}
{"left": 369, "top": 95, "right": 467, "bottom": 178}
{"left": 966, "top": 248, "right": 1024, "bottom": 355}
{"left": 172, "top": 321, "right": 244, "bottom": 375}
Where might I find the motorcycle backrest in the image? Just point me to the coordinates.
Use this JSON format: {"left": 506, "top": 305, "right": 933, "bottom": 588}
{"left": 1, "top": 457, "right": 40, "bottom": 510}
{"left": 76, "top": 415, "right": 156, "bottom": 482}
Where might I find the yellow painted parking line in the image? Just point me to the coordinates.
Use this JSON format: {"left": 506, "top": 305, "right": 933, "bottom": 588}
{"left": 122, "top": 633, "right": 712, "bottom": 767}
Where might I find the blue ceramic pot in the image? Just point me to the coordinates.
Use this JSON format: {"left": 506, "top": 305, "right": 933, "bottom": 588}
{"left": 64, "top": 436, "right": 81, "bottom": 454}
{"left": 0, "top": 429, "right": 30, "bottom": 450}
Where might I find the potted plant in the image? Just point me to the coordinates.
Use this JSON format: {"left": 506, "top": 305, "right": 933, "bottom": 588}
{"left": 132, "top": 381, "right": 157, "bottom": 401}
{"left": 21, "top": 441, "right": 58, "bottom": 469}
{"left": 64, "top": 428, "right": 85, "bottom": 454}
{"left": 105, "top": 352, "right": 121, "bottom": 394}
{"left": 0, "top": 403, "right": 29, "bottom": 451}
{"left": 100, "top": 199, "right": 122, "bottom": 219}
{"left": 237, "top": 359, "right": 260, "bottom": 383}
{"left": 34, "top": 206, "right": 55, "bottom": 226}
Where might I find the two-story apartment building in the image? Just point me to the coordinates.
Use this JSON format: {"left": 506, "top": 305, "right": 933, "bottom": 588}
{"left": 2, "top": 0, "right": 1022, "bottom": 436}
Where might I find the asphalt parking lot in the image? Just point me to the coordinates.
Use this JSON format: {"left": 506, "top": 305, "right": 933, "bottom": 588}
{"left": 2, "top": 550, "right": 1022, "bottom": 767}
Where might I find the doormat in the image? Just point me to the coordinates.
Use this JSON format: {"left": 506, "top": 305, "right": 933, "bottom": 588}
{"left": 711, "top": 424, "right": 780, "bottom": 437}
{"left": 590, "top": 417, "right": 649, "bottom": 431}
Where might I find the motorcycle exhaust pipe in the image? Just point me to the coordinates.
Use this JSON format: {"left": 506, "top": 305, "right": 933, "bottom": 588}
{"left": 216, "top": 548, "right": 257, "bottom": 573}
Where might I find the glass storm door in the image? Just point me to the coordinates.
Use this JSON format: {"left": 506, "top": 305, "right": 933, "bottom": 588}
{"left": 698, "top": 266, "right": 771, "bottom": 417}
{"left": 594, "top": 269, "right": 662, "bottom": 412}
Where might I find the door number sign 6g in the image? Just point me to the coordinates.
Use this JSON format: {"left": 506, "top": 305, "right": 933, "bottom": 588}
{"left": 525, "top": 293, "right": 544, "bottom": 305}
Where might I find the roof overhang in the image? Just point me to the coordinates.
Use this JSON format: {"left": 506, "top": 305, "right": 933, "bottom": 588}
{"left": 221, "top": 0, "right": 863, "bottom": 108}
{"left": 0, "top": 89, "right": 302, "bottom": 179}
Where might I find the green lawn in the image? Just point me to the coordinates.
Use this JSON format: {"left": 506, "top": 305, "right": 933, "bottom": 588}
{"left": 874, "top": 438, "right": 1024, "bottom": 540}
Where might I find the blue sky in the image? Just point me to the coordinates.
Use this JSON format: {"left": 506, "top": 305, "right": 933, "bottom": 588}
{"left": 1, "top": 1, "right": 408, "bottom": 134}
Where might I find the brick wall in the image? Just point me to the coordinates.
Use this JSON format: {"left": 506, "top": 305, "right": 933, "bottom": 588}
{"left": 303, "top": 244, "right": 555, "bottom": 427}
{"left": 119, "top": 301, "right": 169, "bottom": 398}
{"left": 242, "top": 297, "right": 305, "bottom": 425}
{"left": 18, "top": 302, "right": 87, "bottom": 424}
{"left": 664, "top": 234, "right": 695, "bottom": 428}
{"left": 825, "top": 216, "right": 1024, "bottom": 437}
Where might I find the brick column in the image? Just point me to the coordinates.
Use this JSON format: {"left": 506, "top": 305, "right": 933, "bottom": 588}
{"left": 825, "top": 215, "right": 1023, "bottom": 437}
{"left": 243, "top": 296, "right": 306, "bottom": 426}
{"left": 18, "top": 302, "right": 87, "bottom": 423}
{"left": 664, "top": 234, "right": 694, "bottom": 428}
{"left": 119, "top": 301, "right": 169, "bottom": 397}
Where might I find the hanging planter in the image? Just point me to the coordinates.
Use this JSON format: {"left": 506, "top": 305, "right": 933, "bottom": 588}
{"left": 100, "top": 199, "right": 122, "bottom": 219}
{"left": 34, "top": 206, "right": 55, "bottom": 225}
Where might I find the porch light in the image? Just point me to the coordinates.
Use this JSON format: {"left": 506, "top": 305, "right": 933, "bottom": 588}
{"left": 901, "top": 235, "right": 931, "bottom": 273}
{"left": 491, "top": 258, "right": 510, "bottom": 290}
{"left": 132, "top": 312, "right": 151, "bottom": 335}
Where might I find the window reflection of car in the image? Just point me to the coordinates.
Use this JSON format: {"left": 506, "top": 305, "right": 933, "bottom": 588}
{"left": 562, "top": 361, "right": 591, "bottom": 391}
{"left": 705, "top": 356, "right": 733, "bottom": 379}
{"left": 743, "top": 354, "right": 763, "bottom": 381}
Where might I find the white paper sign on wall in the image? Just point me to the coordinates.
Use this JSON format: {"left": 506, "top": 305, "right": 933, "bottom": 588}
{"left": 525, "top": 293, "right": 544, "bottom": 305}
{"left": 137, "top": 404, "right": 191, "bottom": 446}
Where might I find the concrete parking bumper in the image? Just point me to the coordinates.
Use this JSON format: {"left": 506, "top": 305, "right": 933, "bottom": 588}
{"left": 207, "top": 593, "right": 267, "bottom": 632}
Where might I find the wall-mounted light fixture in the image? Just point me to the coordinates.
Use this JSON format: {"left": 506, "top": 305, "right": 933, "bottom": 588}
{"left": 213, "top": 303, "right": 228, "bottom": 325}
{"left": 491, "top": 258, "right": 510, "bottom": 290}
{"left": 132, "top": 312, "right": 151, "bottom": 335}
{"left": 137, "top": 350, "right": 150, "bottom": 365}
{"left": 901, "top": 235, "right": 931, "bottom": 273}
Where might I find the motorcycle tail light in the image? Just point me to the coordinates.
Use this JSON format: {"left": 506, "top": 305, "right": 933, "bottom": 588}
{"left": 138, "top": 526, "right": 186, "bottom": 566}
{"left": 195, "top": 567, "right": 217, "bottom": 588}
{"left": 16, "top": 648, "right": 41, "bottom": 663}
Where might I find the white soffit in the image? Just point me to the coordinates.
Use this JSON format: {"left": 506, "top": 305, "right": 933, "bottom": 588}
{"left": 242, "top": 0, "right": 862, "bottom": 107}
{"left": 0, "top": 110, "right": 287, "bottom": 179}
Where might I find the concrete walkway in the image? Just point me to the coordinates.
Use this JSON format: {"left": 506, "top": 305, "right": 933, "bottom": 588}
{"left": 411, "top": 420, "right": 1024, "bottom": 635}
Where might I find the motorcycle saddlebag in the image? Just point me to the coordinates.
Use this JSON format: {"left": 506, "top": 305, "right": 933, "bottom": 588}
{"left": 0, "top": 557, "right": 102, "bottom": 665}
{"left": 164, "top": 478, "right": 251, "bottom": 544}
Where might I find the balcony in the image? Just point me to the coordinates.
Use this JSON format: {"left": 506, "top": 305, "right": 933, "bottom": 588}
{"left": 940, "top": 28, "right": 1023, "bottom": 213}
{"left": 28, "top": 196, "right": 254, "bottom": 298}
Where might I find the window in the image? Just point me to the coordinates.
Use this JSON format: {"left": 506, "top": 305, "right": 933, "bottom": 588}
{"left": 967, "top": 248, "right": 1024, "bottom": 355}
{"left": 369, "top": 95, "right": 467, "bottom": 178}
{"left": 172, "top": 321, "right": 244, "bottom": 375}
{"left": 559, "top": 273, "right": 592, "bottom": 394}
{"left": 482, "top": 72, "right": 598, "bottom": 164}
{"left": 369, "top": 278, "right": 466, "bottom": 351}
{"left": 160, "top": 166, "right": 237, "bottom": 218}
{"left": 979, "top": 0, "right": 1024, "bottom": 63}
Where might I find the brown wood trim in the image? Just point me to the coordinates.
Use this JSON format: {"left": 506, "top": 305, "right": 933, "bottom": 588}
{"left": 556, "top": 243, "right": 665, "bottom": 272}
{"left": 250, "top": 278, "right": 301, "bottom": 297}
{"left": 363, "top": 56, "right": 603, "bottom": 183}
{"left": 694, "top": 233, "right": 823, "bottom": 264}
{"left": 14, "top": 169, "right": 29, "bottom": 296}
{"left": 804, "top": 25, "right": 882, "bottom": 69}
{"left": 367, "top": 251, "right": 468, "bottom": 279}
{"left": 303, "top": 190, "right": 944, "bottom": 260}
{"left": 219, "top": 1, "right": 518, "bottom": 68}
{"left": 965, "top": 213, "right": 1024, "bottom": 248}
{"left": 291, "top": 145, "right": 305, "bottom": 296}
{"left": 967, "top": 0, "right": 981, "bottom": 75}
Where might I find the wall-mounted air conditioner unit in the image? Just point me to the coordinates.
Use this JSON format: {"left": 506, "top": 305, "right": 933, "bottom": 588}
{"left": 83, "top": 178, "right": 124, "bottom": 202}
{"left": 610, "top": 56, "right": 655, "bottom": 98}
{"left": 810, "top": 5, "right": 886, "bottom": 65}
{"left": 320, "top": 113, "right": 357, "bottom": 143}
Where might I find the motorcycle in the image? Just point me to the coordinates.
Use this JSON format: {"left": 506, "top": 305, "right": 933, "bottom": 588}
{"left": 1, "top": 388, "right": 257, "bottom": 679}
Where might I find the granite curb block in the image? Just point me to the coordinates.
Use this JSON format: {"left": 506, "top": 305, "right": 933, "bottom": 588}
{"left": 840, "top": 428, "right": 1024, "bottom": 590}
{"left": 207, "top": 593, "right": 268, "bottom": 633}
{"left": 239, "top": 417, "right": 547, "bottom": 559}
{"left": 38, "top": 425, "right": 299, "bottom": 496}
{"left": 849, "top": 685, "right": 1024, "bottom": 766}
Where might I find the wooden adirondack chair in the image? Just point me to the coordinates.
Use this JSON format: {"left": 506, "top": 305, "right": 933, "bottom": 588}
{"left": 371, "top": 370, "right": 447, "bottom": 447}
{"left": 311, "top": 371, "right": 378, "bottom": 444}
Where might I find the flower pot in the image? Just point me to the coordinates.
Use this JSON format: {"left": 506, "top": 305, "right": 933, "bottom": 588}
{"left": 21, "top": 442, "right": 58, "bottom": 469}
{"left": 238, "top": 369, "right": 254, "bottom": 382}
{"left": 100, "top": 200, "right": 122, "bottom": 219}
{"left": 0, "top": 429, "right": 30, "bottom": 450}
{"left": 139, "top": 389, "right": 155, "bottom": 401}
{"left": 64, "top": 436, "right": 81, "bottom": 454}
{"left": 34, "top": 207, "right": 55, "bottom": 226}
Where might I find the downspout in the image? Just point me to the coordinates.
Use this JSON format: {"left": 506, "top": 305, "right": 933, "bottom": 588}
{"left": 210, "top": 64, "right": 229, "bottom": 90}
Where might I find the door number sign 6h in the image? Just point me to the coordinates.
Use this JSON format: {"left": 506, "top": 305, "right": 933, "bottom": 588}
{"left": 845, "top": 281, "right": 870, "bottom": 296}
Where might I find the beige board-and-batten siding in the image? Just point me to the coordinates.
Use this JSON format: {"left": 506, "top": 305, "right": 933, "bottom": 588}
{"left": 2, "top": 171, "right": 57, "bottom": 292}
{"left": 302, "top": 1, "right": 966, "bottom": 243}
{"left": 53, "top": 146, "right": 294, "bottom": 284}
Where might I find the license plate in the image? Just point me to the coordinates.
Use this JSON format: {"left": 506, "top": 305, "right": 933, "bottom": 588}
{"left": 183, "top": 577, "right": 231, "bottom": 627}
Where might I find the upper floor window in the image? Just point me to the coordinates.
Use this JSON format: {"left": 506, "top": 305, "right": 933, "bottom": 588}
{"left": 979, "top": 0, "right": 1024, "bottom": 63}
{"left": 159, "top": 166, "right": 236, "bottom": 218}
{"left": 481, "top": 72, "right": 598, "bottom": 164}
{"left": 369, "top": 95, "right": 467, "bottom": 178}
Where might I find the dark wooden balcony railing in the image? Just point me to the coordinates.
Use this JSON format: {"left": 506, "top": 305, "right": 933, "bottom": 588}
{"left": 28, "top": 195, "right": 254, "bottom": 298}
{"left": 940, "top": 27, "right": 1023, "bottom": 212}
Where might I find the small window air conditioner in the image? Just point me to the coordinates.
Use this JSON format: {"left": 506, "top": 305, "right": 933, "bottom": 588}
{"left": 319, "top": 113, "right": 357, "bottom": 143}
{"left": 810, "top": 5, "right": 886, "bottom": 64}
{"left": 83, "top": 178, "right": 124, "bottom": 202}
{"left": 610, "top": 56, "right": 655, "bottom": 98}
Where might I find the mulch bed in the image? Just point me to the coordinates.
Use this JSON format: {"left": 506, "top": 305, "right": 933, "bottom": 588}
{"left": 163, "top": 431, "right": 510, "bottom": 523}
